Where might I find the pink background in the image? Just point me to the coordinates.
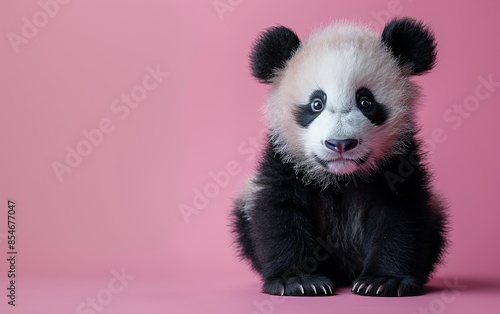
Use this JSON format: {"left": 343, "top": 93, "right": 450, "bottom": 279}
{"left": 1, "top": 0, "right": 500, "bottom": 313}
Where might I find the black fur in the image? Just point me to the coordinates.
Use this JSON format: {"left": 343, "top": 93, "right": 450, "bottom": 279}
{"left": 231, "top": 138, "right": 447, "bottom": 297}
{"left": 356, "top": 87, "right": 388, "bottom": 125}
{"left": 294, "top": 89, "right": 327, "bottom": 128}
{"left": 250, "top": 26, "right": 301, "bottom": 84}
{"left": 382, "top": 18, "right": 437, "bottom": 75}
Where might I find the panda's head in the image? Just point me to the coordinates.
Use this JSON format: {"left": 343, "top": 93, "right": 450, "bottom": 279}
{"left": 251, "top": 18, "right": 436, "bottom": 186}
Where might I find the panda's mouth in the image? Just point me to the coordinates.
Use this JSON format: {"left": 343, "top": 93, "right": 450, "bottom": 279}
{"left": 314, "top": 153, "right": 370, "bottom": 168}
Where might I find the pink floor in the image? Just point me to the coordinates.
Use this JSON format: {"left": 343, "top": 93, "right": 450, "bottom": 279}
{"left": 2, "top": 275, "right": 499, "bottom": 314}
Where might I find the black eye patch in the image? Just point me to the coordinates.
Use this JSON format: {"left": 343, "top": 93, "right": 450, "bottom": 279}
{"left": 295, "top": 89, "right": 327, "bottom": 128}
{"left": 355, "top": 87, "right": 388, "bottom": 125}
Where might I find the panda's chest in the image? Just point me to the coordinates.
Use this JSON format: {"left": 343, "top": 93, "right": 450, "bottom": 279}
{"left": 312, "top": 186, "right": 368, "bottom": 251}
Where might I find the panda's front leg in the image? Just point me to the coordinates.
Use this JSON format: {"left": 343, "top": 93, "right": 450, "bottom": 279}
{"left": 252, "top": 199, "right": 334, "bottom": 296}
{"left": 351, "top": 210, "right": 426, "bottom": 297}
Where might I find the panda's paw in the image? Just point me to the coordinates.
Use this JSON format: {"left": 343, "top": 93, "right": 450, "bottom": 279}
{"left": 351, "top": 275, "right": 421, "bottom": 297}
{"left": 263, "top": 274, "right": 334, "bottom": 296}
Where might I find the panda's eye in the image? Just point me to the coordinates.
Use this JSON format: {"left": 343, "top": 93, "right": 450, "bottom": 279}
{"left": 311, "top": 98, "right": 324, "bottom": 112}
{"left": 358, "top": 97, "right": 372, "bottom": 110}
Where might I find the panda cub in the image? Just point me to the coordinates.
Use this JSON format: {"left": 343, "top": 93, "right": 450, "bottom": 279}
{"left": 232, "top": 18, "right": 447, "bottom": 297}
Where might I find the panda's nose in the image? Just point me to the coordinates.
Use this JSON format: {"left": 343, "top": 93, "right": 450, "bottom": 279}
{"left": 325, "top": 139, "right": 358, "bottom": 153}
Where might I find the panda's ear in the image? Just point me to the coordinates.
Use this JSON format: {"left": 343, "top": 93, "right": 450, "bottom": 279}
{"left": 381, "top": 18, "right": 437, "bottom": 75}
{"left": 250, "top": 26, "right": 301, "bottom": 84}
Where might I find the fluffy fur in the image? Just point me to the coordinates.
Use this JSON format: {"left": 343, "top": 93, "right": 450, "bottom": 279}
{"left": 232, "top": 18, "right": 447, "bottom": 297}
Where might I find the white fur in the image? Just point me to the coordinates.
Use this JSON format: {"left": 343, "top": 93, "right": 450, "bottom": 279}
{"left": 238, "top": 175, "right": 261, "bottom": 220}
{"left": 265, "top": 22, "right": 419, "bottom": 188}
